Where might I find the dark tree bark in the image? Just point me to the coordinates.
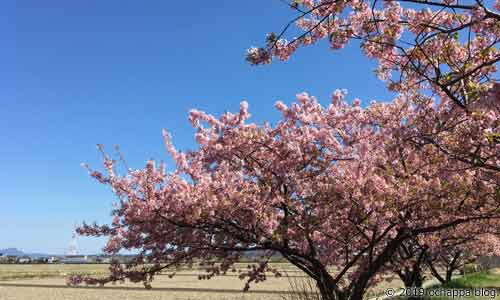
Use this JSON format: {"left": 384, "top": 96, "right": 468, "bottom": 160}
{"left": 394, "top": 245, "right": 427, "bottom": 300}
{"left": 427, "top": 258, "right": 446, "bottom": 284}
{"left": 281, "top": 230, "right": 409, "bottom": 300}
{"left": 426, "top": 249, "right": 465, "bottom": 284}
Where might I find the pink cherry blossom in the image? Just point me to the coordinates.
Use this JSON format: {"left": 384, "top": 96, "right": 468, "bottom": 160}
{"left": 73, "top": 88, "right": 499, "bottom": 300}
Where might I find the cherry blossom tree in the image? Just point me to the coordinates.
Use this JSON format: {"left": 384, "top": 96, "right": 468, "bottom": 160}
{"left": 424, "top": 224, "right": 500, "bottom": 283}
{"left": 247, "top": 0, "right": 500, "bottom": 109}
{"left": 248, "top": 6, "right": 500, "bottom": 293}
{"left": 67, "top": 1, "right": 500, "bottom": 299}
{"left": 69, "top": 90, "right": 499, "bottom": 300}
{"left": 388, "top": 220, "right": 500, "bottom": 293}
{"left": 247, "top": 0, "right": 500, "bottom": 173}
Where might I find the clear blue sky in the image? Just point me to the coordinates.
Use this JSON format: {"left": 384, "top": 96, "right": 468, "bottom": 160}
{"left": 2, "top": 0, "right": 393, "bottom": 254}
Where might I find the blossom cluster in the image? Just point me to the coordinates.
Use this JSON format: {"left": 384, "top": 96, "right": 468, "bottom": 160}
{"left": 70, "top": 87, "right": 499, "bottom": 295}
{"left": 247, "top": 0, "right": 500, "bottom": 108}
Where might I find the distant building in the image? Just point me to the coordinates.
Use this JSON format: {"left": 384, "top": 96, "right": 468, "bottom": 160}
{"left": 60, "top": 255, "right": 89, "bottom": 264}
{"left": 67, "top": 233, "right": 78, "bottom": 256}
{"left": 17, "top": 256, "right": 32, "bottom": 264}
{"left": 33, "top": 257, "right": 48, "bottom": 264}
{"left": 48, "top": 256, "right": 60, "bottom": 264}
{"left": 6, "top": 255, "right": 17, "bottom": 263}
{"left": 100, "top": 257, "right": 112, "bottom": 264}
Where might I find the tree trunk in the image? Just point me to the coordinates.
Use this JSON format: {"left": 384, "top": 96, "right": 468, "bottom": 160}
{"left": 314, "top": 268, "right": 345, "bottom": 300}
{"left": 427, "top": 259, "right": 446, "bottom": 284}
{"left": 398, "top": 265, "right": 424, "bottom": 300}
{"left": 445, "top": 269, "right": 453, "bottom": 282}
{"left": 316, "top": 279, "right": 343, "bottom": 300}
{"left": 284, "top": 255, "right": 344, "bottom": 300}
{"left": 348, "top": 237, "right": 408, "bottom": 300}
{"left": 285, "top": 229, "right": 408, "bottom": 300}
{"left": 400, "top": 269, "right": 424, "bottom": 288}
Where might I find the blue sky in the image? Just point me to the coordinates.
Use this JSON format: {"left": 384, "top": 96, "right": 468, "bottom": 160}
{"left": 2, "top": 0, "right": 393, "bottom": 254}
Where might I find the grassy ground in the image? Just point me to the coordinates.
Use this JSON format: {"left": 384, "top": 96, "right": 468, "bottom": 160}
{"left": 0, "top": 263, "right": 407, "bottom": 300}
{"left": 391, "top": 269, "right": 500, "bottom": 300}
{"left": 1, "top": 264, "right": 488, "bottom": 300}
{"left": 0, "top": 263, "right": 309, "bottom": 281}
{"left": 439, "top": 271, "right": 500, "bottom": 289}
{"left": 0, "top": 264, "right": 110, "bottom": 281}
{"left": 0, "top": 264, "right": 293, "bottom": 300}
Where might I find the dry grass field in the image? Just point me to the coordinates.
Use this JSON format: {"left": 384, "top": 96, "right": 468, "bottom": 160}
{"left": 0, "top": 263, "right": 433, "bottom": 300}
{"left": 0, "top": 263, "right": 299, "bottom": 300}
{"left": 1, "top": 264, "right": 500, "bottom": 300}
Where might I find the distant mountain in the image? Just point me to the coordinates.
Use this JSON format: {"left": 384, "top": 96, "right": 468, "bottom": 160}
{"left": 0, "top": 248, "right": 52, "bottom": 258}
{"left": 0, "top": 248, "right": 25, "bottom": 256}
